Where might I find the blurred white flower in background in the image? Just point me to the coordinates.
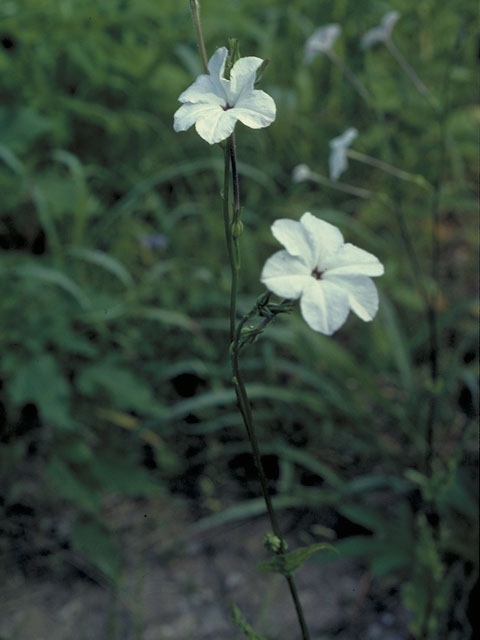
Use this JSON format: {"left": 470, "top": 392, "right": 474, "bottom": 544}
{"left": 261, "top": 212, "right": 384, "bottom": 335}
{"left": 173, "top": 47, "right": 276, "bottom": 145}
{"left": 361, "top": 11, "right": 429, "bottom": 97}
{"left": 361, "top": 11, "right": 400, "bottom": 49}
{"left": 329, "top": 127, "right": 358, "bottom": 180}
{"left": 304, "top": 24, "right": 342, "bottom": 63}
{"left": 292, "top": 164, "right": 314, "bottom": 183}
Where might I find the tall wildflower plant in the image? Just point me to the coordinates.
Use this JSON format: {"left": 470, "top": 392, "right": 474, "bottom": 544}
{"left": 173, "top": 3, "right": 384, "bottom": 638}
{"left": 174, "top": 0, "right": 384, "bottom": 640}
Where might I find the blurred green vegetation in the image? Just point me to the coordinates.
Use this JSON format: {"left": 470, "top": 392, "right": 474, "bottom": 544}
{"left": 0, "top": 0, "right": 477, "bottom": 637}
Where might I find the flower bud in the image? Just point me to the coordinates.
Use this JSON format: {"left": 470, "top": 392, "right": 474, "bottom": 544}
{"left": 231, "top": 220, "right": 243, "bottom": 238}
{"left": 263, "top": 533, "right": 287, "bottom": 553}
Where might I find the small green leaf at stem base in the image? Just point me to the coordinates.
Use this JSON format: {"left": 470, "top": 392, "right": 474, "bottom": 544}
{"left": 231, "top": 603, "right": 267, "bottom": 640}
{"left": 257, "top": 542, "right": 337, "bottom": 577}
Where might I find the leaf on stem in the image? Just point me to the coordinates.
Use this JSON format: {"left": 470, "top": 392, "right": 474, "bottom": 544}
{"left": 257, "top": 542, "right": 336, "bottom": 577}
{"left": 232, "top": 603, "right": 267, "bottom": 640}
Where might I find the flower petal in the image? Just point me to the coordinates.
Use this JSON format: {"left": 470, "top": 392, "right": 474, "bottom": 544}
{"left": 326, "top": 275, "right": 380, "bottom": 322}
{"left": 304, "top": 24, "right": 341, "bottom": 63}
{"left": 300, "top": 212, "right": 344, "bottom": 268}
{"left": 177, "top": 74, "right": 226, "bottom": 106}
{"left": 330, "top": 127, "right": 358, "bottom": 150}
{"left": 176, "top": 48, "right": 229, "bottom": 106}
{"left": 194, "top": 109, "right": 237, "bottom": 145}
{"left": 361, "top": 12, "right": 399, "bottom": 48}
{"left": 381, "top": 11, "right": 400, "bottom": 38}
{"left": 271, "top": 218, "right": 314, "bottom": 266}
{"left": 207, "top": 47, "right": 228, "bottom": 78}
{"left": 300, "top": 279, "right": 350, "bottom": 335}
{"left": 329, "top": 128, "right": 357, "bottom": 180}
{"left": 173, "top": 103, "right": 222, "bottom": 133}
{"left": 361, "top": 25, "right": 385, "bottom": 49}
{"left": 232, "top": 89, "right": 276, "bottom": 129}
{"left": 324, "top": 242, "right": 384, "bottom": 277}
{"left": 260, "top": 250, "right": 311, "bottom": 299}
{"left": 229, "top": 56, "right": 264, "bottom": 99}
{"left": 292, "top": 164, "right": 312, "bottom": 183}
{"left": 329, "top": 147, "right": 348, "bottom": 181}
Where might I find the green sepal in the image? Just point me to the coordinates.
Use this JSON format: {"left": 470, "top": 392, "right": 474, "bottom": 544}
{"left": 226, "top": 39, "right": 241, "bottom": 78}
{"left": 255, "top": 58, "right": 270, "bottom": 84}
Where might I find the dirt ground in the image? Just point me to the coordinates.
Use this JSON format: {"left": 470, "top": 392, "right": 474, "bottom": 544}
{"left": 0, "top": 495, "right": 410, "bottom": 640}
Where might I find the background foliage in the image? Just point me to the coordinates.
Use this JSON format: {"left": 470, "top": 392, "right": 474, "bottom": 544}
{"left": 0, "top": 0, "right": 477, "bottom": 638}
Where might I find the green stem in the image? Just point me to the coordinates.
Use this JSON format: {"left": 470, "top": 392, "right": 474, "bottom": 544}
{"left": 225, "top": 134, "right": 311, "bottom": 640}
{"left": 189, "top": 0, "right": 209, "bottom": 73}
{"left": 306, "top": 170, "right": 372, "bottom": 199}
{"left": 385, "top": 37, "right": 429, "bottom": 97}
{"left": 222, "top": 142, "right": 235, "bottom": 341}
{"left": 346, "top": 148, "right": 432, "bottom": 187}
{"left": 327, "top": 50, "right": 371, "bottom": 103}
{"left": 229, "top": 135, "right": 240, "bottom": 342}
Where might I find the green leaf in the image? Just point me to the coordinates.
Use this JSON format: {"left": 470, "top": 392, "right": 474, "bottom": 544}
{"left": 163, "top": 384, "right": 326, "bottom": 423}
{"left": 346, "top": 474, "right": 410, "bottom": 494}
{"left": 68, "top": 247, "right": 134, "bottom": 287}
{"left": 76, "top": 361, "right": 163, "bottom": 416}
{"left": 231, "top": 603, "right": 267, "bottom": 640}
{"left": 257, "top": 543, "right": 336, "bottom": 576}
{"left": 12, "top": 263, "right": 89, "bottom": 308}
{"left": 0, "top": 143, "right": 24, "bottom": 174}
{"left": 139, "top": 306, "right": 202, "bottom": 333}
{"left": 371, "top": 549, "right": 411, "bottom": 575}
{"left": 266, "top": 442, "right": 345, "bottom": 490}
{"left": 45, "top": 458, "right": 99, "bottom": 514}
{"left": 0, "top": 106, "right": 52, "bottom": 152}
{"left": 90, "top": 451, "right": 161, "bottom": 497}
{"left": 8, "top": 353, "right": 73, "bottom": 429}
{"left": 378, "top": 295, "right": 414, "bottom": 393}
{"left": 191, "top": 497, "right": 297, "bottom": 534}
{"left": 337, "top": 504, "right": 389, "bottom": 533}
{"left": 70, "top": 518, "right": 121, "bottom": 583}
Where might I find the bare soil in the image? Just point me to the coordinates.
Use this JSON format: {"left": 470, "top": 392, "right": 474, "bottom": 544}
{"left": 0, "top": 495, "right": 409, "bottom": 640}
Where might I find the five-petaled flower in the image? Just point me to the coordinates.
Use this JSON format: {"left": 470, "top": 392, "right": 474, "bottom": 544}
{"left": 329, "top": 127, "right": 358, "bottom": 181}
{"left": 173, "top": 47, "right": 276, "bottom": 145}
{"left": 304, "top": 24, "right": 341, "bottom": 63}
{"left": 361, "top": 11, "right": 400, "bottom": 49}
{"left": 260, "top": 212, "right": 384, "bottom": 335}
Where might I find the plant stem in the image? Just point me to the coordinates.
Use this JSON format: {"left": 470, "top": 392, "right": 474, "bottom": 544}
{"left": 222, "top": 141, "right": 235, "bottom": 341}
{"left": 307, "top": 170, "right": 372, "bottom": 199}
{"left": 189, "top": 0, "right": 209, "bottom": 73}
{"left": 346, "top": 148, "right": 431, "bottom": 186}
{"left": 385, "top": 37, "right": 429, "bottom": 97}
{"left": 225, "top": 134, "right": 311, "bottom": 640}
{"left": 327, "top": 50, "right": 371, "bottom": 102}
{"left": 228, "top": 135, "right": 240, "bottom": 342}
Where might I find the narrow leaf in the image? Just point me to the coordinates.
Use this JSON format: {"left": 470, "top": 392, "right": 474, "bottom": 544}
{"left": 68, "top": 247, "right": 134, "bottom": 287}
{"left": 257, "top": 543, "right": 336, "bottom": 576}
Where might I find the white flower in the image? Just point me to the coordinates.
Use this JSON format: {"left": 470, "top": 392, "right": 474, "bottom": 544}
{"left": 260, "top": 212, "right": 384, "bottom": 335}
{"left": 173, "top": 47, "right": 276, "bottom": 145}
{"left": 329, "top": 127, "right": 358, "bottom": 181}
{"left": 292, "top": 164, "right": 313, "bottom": 183}
{"left": 304, "top": 24, "right": 341, "bottom": 63}
{"left": 361, "top": 11, "right": 400, "bottom": 49}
